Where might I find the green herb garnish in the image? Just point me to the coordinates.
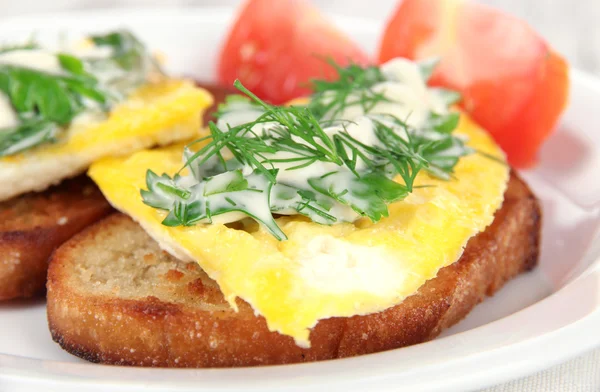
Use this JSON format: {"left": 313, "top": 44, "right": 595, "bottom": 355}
{"left": 88, "top": 30, "right": 161, "bottom": 92}
{"left": 308, "top": 60, "right": 389, "bottom": 120}
{"left": 0, "top": 65, "right": 110, "bottom": 156}
{"left": 142, "top": 58, "right": 472, "bottom": 240}
{"left": 0, "top": 30, "right": 157, "bottom": 157}
{"left": 0, "top": 41, "right": 38, "bottom": 55}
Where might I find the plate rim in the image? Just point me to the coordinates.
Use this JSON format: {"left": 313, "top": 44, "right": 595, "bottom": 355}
{"left": 0, "top": 6, "right": 599, "bottom": 392}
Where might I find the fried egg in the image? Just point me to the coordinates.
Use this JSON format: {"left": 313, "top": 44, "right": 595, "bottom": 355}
{"left": 89, "top": 112, "right": 509, "bottom": 347}
{"left": 0, "top": 79, "right": 213, "bottom": 201}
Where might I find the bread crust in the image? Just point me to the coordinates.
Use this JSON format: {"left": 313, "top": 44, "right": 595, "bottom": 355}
{"left": 47, "top": 172, "right": 540, "bottom": 367}
{"left": 0, "top": 177, "right": 112, "bottom": 300}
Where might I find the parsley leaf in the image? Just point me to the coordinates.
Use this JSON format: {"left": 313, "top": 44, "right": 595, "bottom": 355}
{"left": 0, "top": 30, "right": 156, "bottom": 157}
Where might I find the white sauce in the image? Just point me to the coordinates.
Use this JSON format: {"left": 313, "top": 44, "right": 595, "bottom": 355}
{"left": 178, "top": 171, "right": 276, "bottom": 227}
{"left": 0, "top": 48, "right": 104, "bottom": 135}
{"left": 267, "top": 151, "right": 342, "bottom": 188}
{"left": 68, "top": 43, "right": 113, "bottom": 60}
{"left": 177, "top": 57, "right": 450, "bottom": 227}
{"left": 325, "top": 116, "right": 381, "bottom": 149}
{"left": 298, "top": 235, "right": 406, "bottom": 297}
{"left": 0, "top": 93, "right": 18, "bottom": 130}
{"left": 322, "top": 58, "right": 448, "bottom": 129}
{"left": 0, "top": 49, "right": 64, "bottom": 75}
{"left": 71, "top": 110, "right": 107, "bottom": 127}
{"left": 0, "top": 40, "right": 145, "bottom": 138}
{"left": 216, "top": 100, "right": 284, "bottom": 138}
{"left": 217, "top": 101, "right": 268, "bottom": 129}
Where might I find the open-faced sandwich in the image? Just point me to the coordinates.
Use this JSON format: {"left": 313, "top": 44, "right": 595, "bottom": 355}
{"left": 0, "top": 30, "right": 213, "bottom": 300}
{"left": 45, "top": 0, "right": 568, "bottom": 367}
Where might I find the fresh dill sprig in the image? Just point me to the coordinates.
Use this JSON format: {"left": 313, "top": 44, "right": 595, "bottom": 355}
{"left": 142, "top": 73, "right": 469, "bottom": 239}
{"left": 182, "top": 80, "right": 346, "bottom": 184}
{"left": 141, "top": 58, "right": 471, "bottom": 240}
{"left": 308, "top": 60, "right": 389, "bottom": 120}
{"left": 236, "top": 80, "right": 343, "bottom": 165}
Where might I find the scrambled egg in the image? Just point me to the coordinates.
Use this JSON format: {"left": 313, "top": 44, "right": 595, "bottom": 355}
{"left": 0, "top": 80, "right": 213, "bottom": 201}
{"left": 89, "top": 113, "right": 509, "bottom": 347}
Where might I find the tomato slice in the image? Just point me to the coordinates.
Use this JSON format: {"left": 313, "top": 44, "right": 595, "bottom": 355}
{"left": 378, "top": 0, "right": 569, "bottom": 167}
{"left": 218, "top": 0, "right": 371, "bottom": 104}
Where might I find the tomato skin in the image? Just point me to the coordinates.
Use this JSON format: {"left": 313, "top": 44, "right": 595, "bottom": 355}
{"left": 378, "top": 0, "right": 569, "bottom": 168}
{"left": 218, "top": 0, "right": 371, "bottom": 104}
{"left": 493, "top": 52, "right": 570, "bottom": 167}
{"left": 378, "top": 0, "right": 440, "bottom": 64}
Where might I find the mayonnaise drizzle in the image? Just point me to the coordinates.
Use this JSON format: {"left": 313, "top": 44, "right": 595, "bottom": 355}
{"left": 0, "top": 93, "right": 18, "bottom": 130}
{"left": 175, "top": 58, "right": 455, "bottom": 227}
{"left": 321, "top": 58, "right": 448, "bottom": 129}
{"left": 0, "top": 48, "right": 105, "bottom": 137}
{"left": 0, "top": 49, "right": 64, "bottom": 75}
{"left": 0, "top": 35, "right": 155, "bottom": 149}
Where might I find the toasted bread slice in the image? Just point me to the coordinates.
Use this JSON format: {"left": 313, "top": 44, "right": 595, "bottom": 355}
{"left": 0, "top": 177, "right": 112, "bottom": 300}
{"left": 47, "top": 172, "right": 540, "bottom": 367}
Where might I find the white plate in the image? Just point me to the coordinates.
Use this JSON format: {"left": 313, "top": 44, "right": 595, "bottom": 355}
{"left": 1, "top": 7, "right": 600, "bottom": 392}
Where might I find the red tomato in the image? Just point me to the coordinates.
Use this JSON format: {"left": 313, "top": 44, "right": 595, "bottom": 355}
{"left": 378, "top": 0, "right": 569, "bottom": 168}
{"left": 218, "top": 0, "right": 371, "bottom": 104}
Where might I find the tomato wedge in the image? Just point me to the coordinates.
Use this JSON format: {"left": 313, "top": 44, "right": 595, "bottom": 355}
{"left": 378, "top": 0, "right": 569, "bottom": 167}
{"left": 218, "top": 0, "right": 371, "bottom": 104}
